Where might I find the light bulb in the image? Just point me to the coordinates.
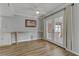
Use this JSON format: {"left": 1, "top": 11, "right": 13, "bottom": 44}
{"left": 36, "top": 11, "right": 40, "bottom": 14}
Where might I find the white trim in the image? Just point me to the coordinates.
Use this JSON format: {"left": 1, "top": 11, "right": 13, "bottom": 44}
{"left": 44, "top": 39, "right": 79, "bottom": 56}
{"left": 44, "top": 4, "right": 71, "bottom": 19}
{"left": 44, "top": 39, "right": 65, "bottom": 48}
{"left": 66, "top": 48, "right": 79, "bottom": 56}
{"left": 0, "top": 43, "right": 11, "bottom": 47}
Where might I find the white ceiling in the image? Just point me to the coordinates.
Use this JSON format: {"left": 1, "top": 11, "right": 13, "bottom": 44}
{"left": 0, "top": 3, "right": 66, "bottom": 18}
{"left": 10, "top": 3, "right": 65, "bottom": 17}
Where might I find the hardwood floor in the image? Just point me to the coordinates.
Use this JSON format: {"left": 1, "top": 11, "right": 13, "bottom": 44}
{"left": 0, "top": 40, "right": 76, "bottom": 56}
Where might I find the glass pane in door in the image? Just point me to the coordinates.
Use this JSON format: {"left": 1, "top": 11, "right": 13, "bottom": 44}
{"left": 54, "top": 16, "right": 64, "bottom": 46}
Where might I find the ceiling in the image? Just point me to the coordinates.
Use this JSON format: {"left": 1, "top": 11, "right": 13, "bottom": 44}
{"left": 0, "top": 3, "right": 66, "bottom": 18}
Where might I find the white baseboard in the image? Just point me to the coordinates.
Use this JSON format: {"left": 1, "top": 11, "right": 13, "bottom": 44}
{"left": 0, "top": 43, "right": 11, "bottom": 47}
{"left": 43, "top": 39, "right": 79, "bottom": 56}
{"left": 43, "top": 39, "right": 64, "bottom": 48}
{"left": 0, "top": 39, "right": 38, "bottom": 47}
{"left": 66, "top": 48, "right": 79, "bottom": 56}
{"left": 17, "top": 39, "right": 38, "bottom": 42}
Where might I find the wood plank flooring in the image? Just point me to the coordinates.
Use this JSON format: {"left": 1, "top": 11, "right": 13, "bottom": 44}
{"left": 0, "top": 40, "right": 76, "bottom": 56}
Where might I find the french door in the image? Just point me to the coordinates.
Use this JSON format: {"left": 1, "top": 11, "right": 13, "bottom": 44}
{"left": 53, "top": 16, "right": 64, "bottom": 47}
{"left": 45, "top": 10, "right": 65, "bottom": 47}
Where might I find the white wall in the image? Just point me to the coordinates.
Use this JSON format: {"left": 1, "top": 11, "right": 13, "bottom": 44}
{"left": 0, "top": 15, "right": 39, "bottom": 46}
{"left": 0, "top": 3, "right": 14, "bottom": 16}
{"left": 1, "top": 15, "right": 38, "bottom": 42}
{"left": 0, "top": 3, "right": 39, "bottom": 46}
{"left": 37, "top": 17, "right": 44, "bottom": 39}
{"left": 1, "top": 16, "right": 38, "bottom": 32}
{"left": 0, "top": 3, "right": 41, "bottom": 46}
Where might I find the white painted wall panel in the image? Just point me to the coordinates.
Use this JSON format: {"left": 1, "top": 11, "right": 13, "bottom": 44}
{"left": 1, "top": 16, "right": 38, "bottom": 32}
{"left": 0, "top": 15, "right": 38, "bottom": 46}
{"left": 0, "top": 3, "right": 14, "bottom": 16}
{"left": 0, "top": 33, "right": 11, "bottom": 46}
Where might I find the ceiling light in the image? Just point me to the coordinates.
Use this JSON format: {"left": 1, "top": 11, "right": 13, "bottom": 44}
{"left": 36, "top": 10, "right": 40, "bottom": 14}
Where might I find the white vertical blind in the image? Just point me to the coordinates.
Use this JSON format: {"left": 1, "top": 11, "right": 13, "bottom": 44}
{"left": 0, "top": 17, "right": 2, "bottom": 29}
{"left": 64, "top": 5, "right": 73, "bottom": 50}
{"left": 72, "top": 4, "right": 79, "bottom": 54}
